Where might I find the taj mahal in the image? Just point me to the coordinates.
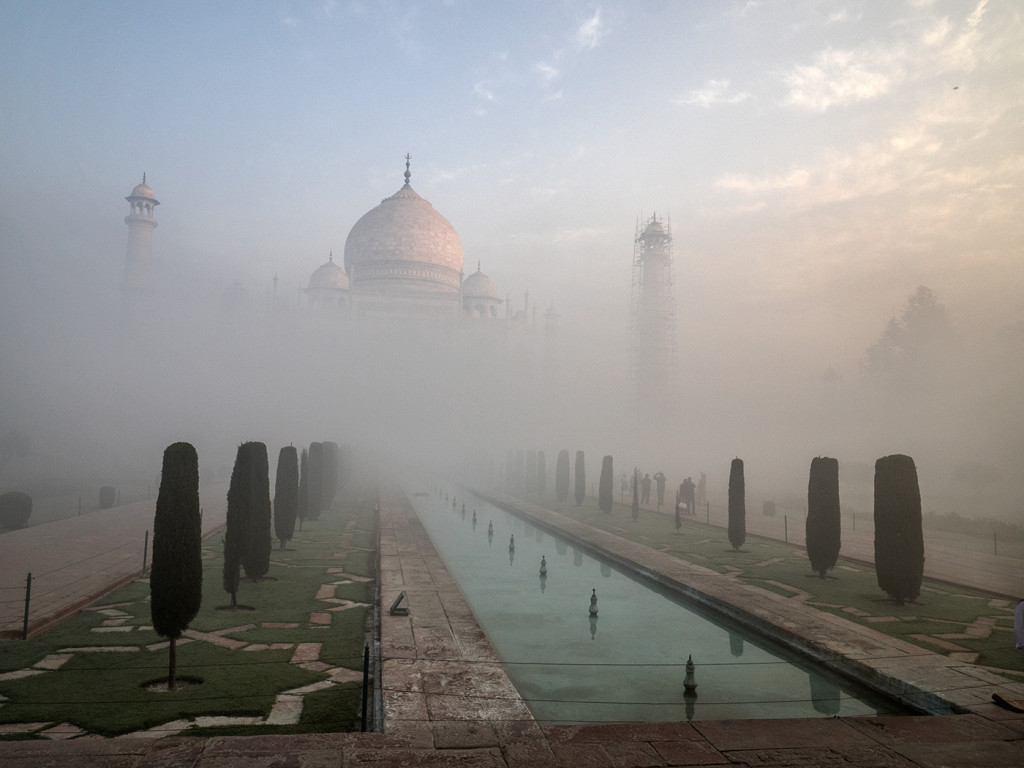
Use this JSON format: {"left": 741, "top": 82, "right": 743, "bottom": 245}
{"left": 122, "top": 155, "right": 526, "bottom": 329}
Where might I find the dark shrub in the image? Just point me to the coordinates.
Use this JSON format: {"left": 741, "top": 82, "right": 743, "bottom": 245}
{"left": 728, "top": 458, "right": 746, "bottom": 550}
{"left": 0, "top": 491, "right": 32, "bottom": 529}
{"left": 150, "top": 442, "right": 202, "bottom": 689}
{"left": 555, "top": 450, "right": 570, "bottom": 502}
{"left": 241, "top": 442, "right": 271, "bottom": 581}
{"left": 322, "top": 441, "right": 339, "bottom": 511}
{"left": 598, "top": 455, "right": 613, "bottom": 514}
{"left": 874, "top": 454, "right": 924, "bottom": 605}
{"left": 806, "top": 457, "right": 841, "bottom": 578}
{"left": 536, "top": 450, "right": 546, "bottom": 498}
{"left": 98, "top": 486, "right": 116, "bottom": 509}
{"left": 574, "top": 451, "right": 585, "bottom": 506}
{"left": 307, "top": 442, "right": 324, "bottom": 520}
{"left": 274, "top": 446, "right": 299, "bottom": 549}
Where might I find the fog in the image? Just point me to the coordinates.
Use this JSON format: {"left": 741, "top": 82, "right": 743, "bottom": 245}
{"left": 2, "top": 238, "right": 1022, "bottom": 525}
{"left": 2, "top": 1, "right": 1023, "bottom": 527}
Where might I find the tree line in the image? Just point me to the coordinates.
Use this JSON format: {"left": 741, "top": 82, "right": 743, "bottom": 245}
{"left": 508, "top": 447, "right": 925, "bottom": 610}
{"left": 149, "top": 439, "right": 347, "bottom": 689}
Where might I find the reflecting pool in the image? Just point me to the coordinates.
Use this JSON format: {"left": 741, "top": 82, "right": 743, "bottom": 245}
{"left": 407, "top": 484, "right": 907, "bottom": 725}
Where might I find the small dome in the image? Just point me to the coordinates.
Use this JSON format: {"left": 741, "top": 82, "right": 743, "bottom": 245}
{"left": 463, "top": 266, "right": 500, "bottom": 300}
{"left": 127, "top": 174, "right": 158, "bottom": 202}
{"left": 308, "top": 257, "right": 349, "bottom": 291}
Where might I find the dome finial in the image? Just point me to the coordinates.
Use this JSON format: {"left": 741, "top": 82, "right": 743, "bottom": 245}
{"left": 404, "top": 153, "right": 412, "bottom": 186}
{"left": 477, "top": 260, "right": 481, "bottom": 272}
{"left": 329, "top": 249, "right": 333, "bottom": 262}
{"left": 142, "top": 172, "right": 147, "bottom": 184}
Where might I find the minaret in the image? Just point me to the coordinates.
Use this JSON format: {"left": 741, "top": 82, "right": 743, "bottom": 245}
{"left": 629, "top": 212, "right": 678, "bottom": 407}
{"left": 123, "top": 174, "right": 159, "bottom": 294}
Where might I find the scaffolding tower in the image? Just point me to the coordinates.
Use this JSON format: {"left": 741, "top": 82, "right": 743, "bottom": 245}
{"left": 629, "top": 212, "right": 678, "bottom": 406}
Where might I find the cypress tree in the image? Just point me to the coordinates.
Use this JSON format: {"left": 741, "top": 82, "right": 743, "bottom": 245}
{"left": 555, "top": 449, "right": 570, "bottom": 502}
{"left": 874, "top": 454, "right": 924, "bottom": 605}
{"left": 307, "top": 442, "right": 324, "bottom": 521}
{"left": 274, "top": 446, "right": 299, "bottom": 550}
{"left": 223, "top": 442, "right": 253, "bottom": 608}
{"left": 599, "top": 455, "right": 613, "bottom": 513}
{"left": 728, "top": 457, "right": 746, "bottom": 550}
{"left": 536, "top": 450, "right": 547, "bottom": 498}
{"left": 242, "top": 442, "right": 271, "bottom": 581}
{"left": 506, "top": 449, "right": 515, "bottom": 492}
{"left": 322, "top": 441, "right": 339, "bottom": 511}
{"left": 806, "top": 456, "right": 841, "bottom": 578}
{"left": 574, "top": 451, "right": 586, "bottom": 506}
{"left": 150, "top": 442, "right": 202, "bottom": 690}
{"left": 297, "top": 447, "right": 309, "bottom": 531}
{"left": 525, "top": 449, "right": 537, "bottom": 495}
{"left": 631, "top": 467, "right": 639, "bottom": 521}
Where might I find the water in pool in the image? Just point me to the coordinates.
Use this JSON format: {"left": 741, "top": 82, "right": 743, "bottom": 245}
{"left": 408, "top": 484, "right": 906, "bottom": 724}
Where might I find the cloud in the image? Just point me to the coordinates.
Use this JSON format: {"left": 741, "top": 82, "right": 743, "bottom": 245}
{"left": 716, "top": 168, "right": 810, "bottom": 195}
{"left": 535, "top": 61, "right": 559, "bottom": 82}
{"left": 575, "top": 9, "right": 605, "bottom": 50}
{"left": 677, "top": 79, "right": 750, "bottom": 108}
{"left": 474, "top": 80, "right": 496, "bottom": 102}
{"left": 783, "top": 47, "right": 903, "bottom": 112}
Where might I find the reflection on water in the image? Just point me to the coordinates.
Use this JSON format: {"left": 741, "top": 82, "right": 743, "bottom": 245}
{"left": 729, "top": 631, "right": 744, "bottom": 658}
{"left": 409, "top": 484, "right": 903, "bottom": 724}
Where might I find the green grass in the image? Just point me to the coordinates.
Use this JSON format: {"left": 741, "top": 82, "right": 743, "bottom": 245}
{"left": 537, "top": 495, "right": 1024, "bottom": 682}
{"left": 0, "top": 494, "right": 376, "bottom": 738}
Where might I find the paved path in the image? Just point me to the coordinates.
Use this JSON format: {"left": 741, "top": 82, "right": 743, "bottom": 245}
{"left": 0, "top": 484, "right": 228, "bottom": 637}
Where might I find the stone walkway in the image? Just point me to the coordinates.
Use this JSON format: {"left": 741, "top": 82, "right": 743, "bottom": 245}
{"left": 0, "top": 484, "right": 230, "bottom": 638}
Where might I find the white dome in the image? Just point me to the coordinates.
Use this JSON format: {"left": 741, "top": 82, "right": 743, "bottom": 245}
{"left": 463, "top": 267, "right": 500, "bottom": 300}
{"left": 343, "top": 174, "right": 463, "bottom": 294}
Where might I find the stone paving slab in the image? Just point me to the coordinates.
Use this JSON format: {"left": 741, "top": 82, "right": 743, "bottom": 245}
{"left": 0, "top": 483, "right": 229, "bottom": 637}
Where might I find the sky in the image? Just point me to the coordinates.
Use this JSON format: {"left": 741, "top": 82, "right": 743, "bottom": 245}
{"left": 2, "top": 1, "right": 1023, "bottom": 517}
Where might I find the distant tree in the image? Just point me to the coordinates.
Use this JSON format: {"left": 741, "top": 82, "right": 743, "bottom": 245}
{"left": 242, "top": 443, "right": 271, "bottom": 581}
{"left": 874, "top": 454, "right": 924, "bottom": 605}
{"left": 322, "top": 441, "right": 339, "bottom": 511}
{"left": 864, "top": 286, "right": 950, "bottom": 375}
{"left": 0, "top": 491, "right": 31, "bottom": 529}
{"left": 599, "top": 455, "right": 613, "bottom": 514}
{"left": 806, "top": 457, "right": 841, "bottom": 578}
{"left": 631, "top": 467, "right": 639, "bottom": 521}
{"left": 307, "top": 442, "right": 324, "bottom": 521}
{"left": 274, "top": 446, "right": 299, "bottom": 550}
{"left": 728, "top": 458, "right": 746, "bottom": 551}
{"left": 506, "top": 449, "right": 515, "bottom": 492}
{"left": 150, "top": 442, "right": 202, "bottom": 690}
{"left": 555, "top": 450, "right": 570, "bottom": 502}
{"left": 98, "top": 486, "right": 116, "bottom": 509}
{"left": 223, "top": 442, "right": 255, "bottom": 608}
{"left": 574, "top": 451, "right": 586, "bottom": 506}
{"left": 297, "top": 447, "right": 309, "bottom": 531}
{"left": 536, "top": 450, "right": 547, "bottom": 498}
